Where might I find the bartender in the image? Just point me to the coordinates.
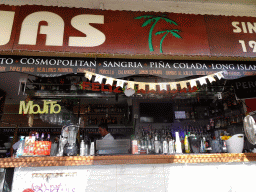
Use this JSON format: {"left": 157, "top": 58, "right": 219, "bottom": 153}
{"left": 98, "top": 123, "right": 114, "bottom": 140}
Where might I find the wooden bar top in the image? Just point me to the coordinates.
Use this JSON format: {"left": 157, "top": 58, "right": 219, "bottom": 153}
{"left": 1, "top": 153, "right": 256, "bottom": 168}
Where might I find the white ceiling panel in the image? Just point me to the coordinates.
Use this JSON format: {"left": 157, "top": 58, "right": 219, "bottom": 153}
{"left": 0, "top": 0, "right": 255, "bottom": 17}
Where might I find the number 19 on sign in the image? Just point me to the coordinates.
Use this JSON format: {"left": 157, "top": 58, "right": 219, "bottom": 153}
{"left": 239, "top": 40, "right": 256, "bottom": 52}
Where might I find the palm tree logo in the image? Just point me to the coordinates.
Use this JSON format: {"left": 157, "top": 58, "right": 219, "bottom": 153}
{"left": 155, "top": 29, "right": 181, "bottom": 53}
{"left": 134, "top": 15, "right": 182, "bottom": 53}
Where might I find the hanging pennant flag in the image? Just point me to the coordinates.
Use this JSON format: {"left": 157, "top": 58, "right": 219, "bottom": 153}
{"left": 116, "top": 80, "right": 125, "bottom": 88}
{"left": 189, "top": 80, "right": 197, "bottom": 88}
{"left": 216, "top": 72, "right": 224, "bottom": 80}
{"left": 198, "top": 77, "right": 207, "bottom": 85}
{"left": 149, "top": 83, "right": 157, "bottom": 91}
{"left": 94, "top": 74, "right": 104, "bottom": 84}
{"left": 170, "top": 83, "right": 177, "bottom": 90}
{"left": 85, "top": 71, "right": 93, "bottom": 81}
{"left": 208, "top": 74, "right": 216, "bottom": 83}
{"left": 83, "top": 70, "right": 223, "bottom": 95}
{"left": 105, "top": 77, "right": 114, "bottom": 85}
{"left": 138, "top": 82, "right": 146, "bottom": 90}
{"left": 179, "top": 81, "right": 188, "bottom": 89}
{"left": 159, "top": 83, "right": 168, "bottom": 91}
{"left": 126, "top": 81, "right": 135, "bottom": 89}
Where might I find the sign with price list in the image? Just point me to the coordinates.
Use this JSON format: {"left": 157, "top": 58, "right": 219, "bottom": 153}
{"left": 12, "top": 167, "right": 81, "bottom": 192}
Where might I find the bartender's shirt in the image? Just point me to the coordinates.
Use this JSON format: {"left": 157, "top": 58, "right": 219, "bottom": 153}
{"left": 102, "top": 133, "right": 114, "bottom": 140}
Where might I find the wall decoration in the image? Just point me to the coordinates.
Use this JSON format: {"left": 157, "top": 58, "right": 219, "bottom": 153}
{"left": 83, "top": 70, "right": 225, "bottom": 93}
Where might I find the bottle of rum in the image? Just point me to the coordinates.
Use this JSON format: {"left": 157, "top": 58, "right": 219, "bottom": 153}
{"left": 184, "top": 135, "right": 190, "bottom": 153}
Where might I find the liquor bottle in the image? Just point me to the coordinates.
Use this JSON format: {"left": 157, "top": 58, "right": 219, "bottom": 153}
{"left": 114, "top": 117, "right": 117, "bottom": 124}
{"left": 107, "top": 115, "right": 111, "bottom": 124}
{"left": 204, "top": 107, "right": 209, "bottom": 118}
{"left": 132, "top": 131, "right": 139, "bottom": 155}
{"left": 35, "top": 133, "right": 40, "bottom": 141}
{"left": 100, "top": 117, "right": 104, "bottom": 124}
{"left": 145, "top": 131, "right": 151, "bottom": 154}
{"left": 88, "top": 105, "right": 91, "bottom": 114}
{"left": 111, "top": 105, "right": 114, "bottom": 113}
{"left": 194, "top": 107, "right": 198, "bottom": 119}
{"left": 94, "top": 117, "right": 98, "bottom": 125}
{"left": 175, "top": 132, "right": 182, "bottom": 154}
{"left": 167, "top": 130, "right": 172, "bottom": 142}
{"left": 210, "top": 118, "right": 215, "bottom": 130}
{"left": 46, "top": 133, "right": 51, "bottom": 156}
{"left": 211, "top": 105, "right": 215, "bottom": 116}
{"left": 184, "top": 135, "right": 190, "bottom": 153}
{"left": 90, "top": 141, "right": 95, "bottom": 156}
{"left": 215, "top": 102, "right": 219, "bottom": 115}
{"left": 40, "top": 133, "right": 45, "bottom": 141}
{"left": 89, "top": 117, "right": 92, "bottom": 125}
{"left": 140, "top": 130, "right": 145, "bottom": 151}
{"left": 46, "top": 133, "right": 51, "bottom": 141}
{"left": 200, "top": 137, "right": 206, "bottom": 153}
{"left": 101, "top": 104, "right": 104, "bottom": 113}
{"left": 168, "top": 139, "right": 175, "bottom": 154}
{"left": 16, "top": 136, "right": 25, "bottom": 158}
{"left": 111, "top": 117, "right": 115, "bottom": 124}
{"left": 150, "top": 130, "right": 155, "bottom": 152}
{"left": 162, "top": 130, "right": 168, "bottom": 154}
{"left": 80, "top": 140, "right": 85, "bottom": 156}
{"left": 191, "top": 108, "right": 195, "bottom": 119}
{"left": 154, "top": 131, "right": 160, "bottom": 154}
{"left": 186, "top": 111, "right": 190, "bottom": 119}
{"left": 189, "top": 126, "right": 194, "bottom": 136}
{"left": 215, "top": 118, "right": 221, "bottom": 129}
{"left": 120, "top": 115, "right": 124, "bottom": 124}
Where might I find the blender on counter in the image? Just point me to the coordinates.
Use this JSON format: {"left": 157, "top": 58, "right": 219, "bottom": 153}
{"left": 57, "top": 124, "right": 79, "bottom": 156}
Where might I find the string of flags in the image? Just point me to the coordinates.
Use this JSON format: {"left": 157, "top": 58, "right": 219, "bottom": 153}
{"left": 84, "top": 70, "right": 225, "bottom": 91}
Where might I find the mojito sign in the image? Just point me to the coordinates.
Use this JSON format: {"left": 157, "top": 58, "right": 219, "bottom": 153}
{"left": 19, "top": 100, "right": 61, "bottom": 114}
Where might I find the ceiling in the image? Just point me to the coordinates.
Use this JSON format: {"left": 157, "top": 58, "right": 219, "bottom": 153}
{"left": 0, "top": 0, "right": 255, "bottom": 17}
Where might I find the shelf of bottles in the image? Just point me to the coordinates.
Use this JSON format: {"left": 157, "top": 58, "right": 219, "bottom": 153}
{"left": 132, "top": 123, "right": 230, "bottom": 155}
{"left": 28, "top": 75, "right": 86, "bottom": 92}
{"left": 79, "top": 128, "right": 134, "bottom": 137}
{"left": 74, "top": 104, "right": 129, "bottom": 126}
{"left": 132, "top": 96, "right": 245, "bottom": 155}
{"left": 173, "top": 98, "right": 244, "bottom": 131}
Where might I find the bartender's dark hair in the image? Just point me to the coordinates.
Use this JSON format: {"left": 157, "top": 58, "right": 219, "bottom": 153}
{"left": 98, "top": 123, "right": 108, "bottom": 131}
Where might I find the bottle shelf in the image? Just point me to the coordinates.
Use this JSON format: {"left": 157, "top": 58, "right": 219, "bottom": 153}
{"left": 75, "top": 113, "right": 125, "bottom": 115}
{"left": 82, "top": 125, "right": 133, "bottom": 128}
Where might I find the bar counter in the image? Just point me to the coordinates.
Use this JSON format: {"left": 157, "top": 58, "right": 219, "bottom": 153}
{"left": 1, "top": 153, "right": 256, "bottom": 168}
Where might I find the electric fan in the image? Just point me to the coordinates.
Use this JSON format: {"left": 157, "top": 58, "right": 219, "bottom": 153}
{"left": 243, "top": 115, "right": 256, "bottom": 145}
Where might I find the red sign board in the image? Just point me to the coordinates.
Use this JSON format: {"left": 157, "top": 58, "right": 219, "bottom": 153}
{"left": 0, "top": 4, "right": 255, "bottom": 57}
{"left": 205, "top": 15, "right": 256, "bottom": 57}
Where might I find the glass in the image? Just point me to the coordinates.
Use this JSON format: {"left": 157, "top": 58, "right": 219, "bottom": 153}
{"left": 188, "top": 136, "right": 200, "bottom": 153}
